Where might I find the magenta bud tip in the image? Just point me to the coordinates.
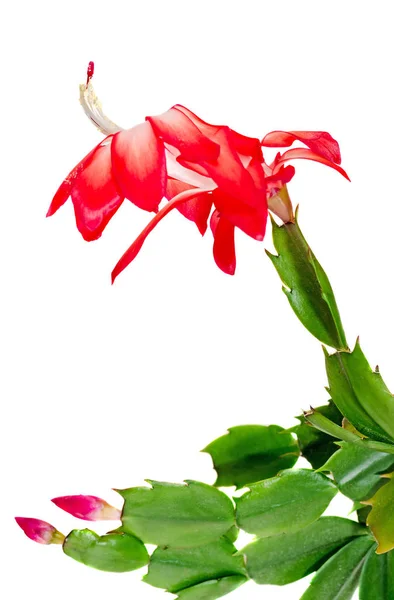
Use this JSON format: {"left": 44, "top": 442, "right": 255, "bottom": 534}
{"left": 15, "top": 517, "right": 64, "bottom": 545}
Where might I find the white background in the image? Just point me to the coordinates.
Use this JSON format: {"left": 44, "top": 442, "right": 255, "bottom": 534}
{"left": 2, "top": 1, "right": 393, "bottom": 598}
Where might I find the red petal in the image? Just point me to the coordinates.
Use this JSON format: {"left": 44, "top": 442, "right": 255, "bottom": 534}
{"left": 246, "top": 158, "right": 267, "bottom": 195}
{"left": 166, "top": 178, "right": 194, "bottom": 199}
{"left": 166, "top": 179, "right": 213, "bottom": 235}
{"left": 111, "top": 188, "right": 212, "bottom": 283}
{"left": 147, "top": 108, "right": 220, "bottom": 163}
{"left": 229, "top": 131, "right": 263, "bottom": 161}
{"left": 212, "top": 188, "right": 267, "bottom": 241}
{"left": 202, "top": 128, "right": 259, "bottom": 207}
{"left": 274, "top": 148, "right": 350, "bottom": 180}
{"left": 165, "top": 150, "right": 215, "bottom": 189}
{"left": 47, "top": 137, "right": 123, "bottom": 240}
{"left": 174, "top": 105, "right": 263, "bottom": 161}
{"left": 210, "top": 211, "right": 236, "bottom": 275}
{"left": 111, "top": 122, "right": 166, "bottom": 212}
{"left": 210, "top": 208, "right": 220, "bottom": 236}
{"left": 265, "top": 164, "right": 295, "bottom": 195}
{"left": 262, "top": 130, "right": 342, "bottom": 164}
{"left": 210, "top": 158, "right": 267, "bottom": 240}
{"left": 178, "top": 194, "right": 213, "bottom": 236}
{"left": 176, "top": 158, "right": 211, "bottom": 178}
{"left": 47, "top": 143, "right": 99, "bottom": 217}
{"left": 173, "top": 105, "right": 220, "bottom": 137}
{"left": 71, "top": 140, "right": 124, "bottom": 241}
{"left": 47, "top": 180, "right": 71, "bottom": 216}
{"left": 173, "top": 124, "right": 262, "bottom": 205}
{"left": 267, "top": 164, "right": 295, "bottom": 184}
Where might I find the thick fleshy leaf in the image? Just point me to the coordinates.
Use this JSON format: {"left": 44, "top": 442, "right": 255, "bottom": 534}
{"left": 63, "top": 529, "right": 149, "bottom": 572}
{"left": 364, "top": 474, "right": 394, "bottom": 554}
{"left": 356, "top": 503, "right": 372, "bottom": 525}
{"left": 235, "top": 469, "right": 337, "bottom": 537}
{"left": 111, "top": 188, "right": 212, "bottom": 282}
{"left": 274, "top": 147, "right": 350, "bottom": 180}
{"left": 167, "top": 178, "right": 213, "bottom": 235}
{"left": 325, "top": 340, "right": 394, "bottom": 443}
{"left": 70, "top": 140, "right": 123, "bottom": 241}
{"left": 267, "top": 212, "right": 348, "bottom": 349}
{"left": 359, "top": 546, "right": 394, "bottom": 598}
{"left": 304, "top": 409, "right": 394, "bottom": 457}
{"left": 319, "top": 442, "right": 394, "bottom": 501}
{"left": 223, "top": 525, "right": 239, "bottom": 544}
{"left": 242, "top": 516, "right": 368, "bottom": 585}
{"left": 174, "top": 105, "right": 263, "bottom": 161}
{"left": 210, "top": 212, "right": 236, "bottom": 275}
{"left": 111, "top": 122, "right": 166, "bottom": 212}
{"left": 118, "top": 480, "right": 235, "bottom": 548}
{"left": 147, "top": 107, "right": 220, "bottom": 163}
{"left": 293, "top": 401, "right": 343, "bottom": 469}
{"left": 262, "top": 130, "right": 341, "bottom": 164}
{"left": 143, "top": 538, "right": 246, "bottom": 593}
{"left": 203, "top": 424, "right": 299, "bottom": 489}
{"left": 300, "top": 536, "right": 374, "bottom": 600}
{"left": 175, "top": 575, "right": 248, "bottom": 599}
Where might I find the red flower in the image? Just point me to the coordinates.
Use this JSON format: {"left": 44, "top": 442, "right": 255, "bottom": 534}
{"left": 48, "top": 63, "right": 349, "bottom": 280}
{"left": 15, "top": 517, "right": 64, "bottom": 545}
{"left": 51, "top": 495, "right": 121, "bottom": 521}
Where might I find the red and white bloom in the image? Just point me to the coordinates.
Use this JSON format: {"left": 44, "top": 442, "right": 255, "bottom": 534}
{"left": 15, "top": 517, "right": 64, "bottom": 544}
{"left": 51, "top": 494, "right": 121, "bottom": 521}
{"left": 48, "top": 63, "right": 349, "bottom": 280}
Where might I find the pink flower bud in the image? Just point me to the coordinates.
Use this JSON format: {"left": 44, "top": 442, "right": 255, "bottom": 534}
{"left": 15, "top": 517, "right": 65, "bottom": 545}
{"left": 51, "top": 495, "right": 121, "bottom": 521}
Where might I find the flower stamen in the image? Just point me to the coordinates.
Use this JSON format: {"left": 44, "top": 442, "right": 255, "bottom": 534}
{"left": 79, "top": 62, "right": 123, "bottom": 136}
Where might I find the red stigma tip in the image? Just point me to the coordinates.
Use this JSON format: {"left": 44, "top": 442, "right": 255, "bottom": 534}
{"left": 86, "top": 61, "right": 94, "bottom": 85}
